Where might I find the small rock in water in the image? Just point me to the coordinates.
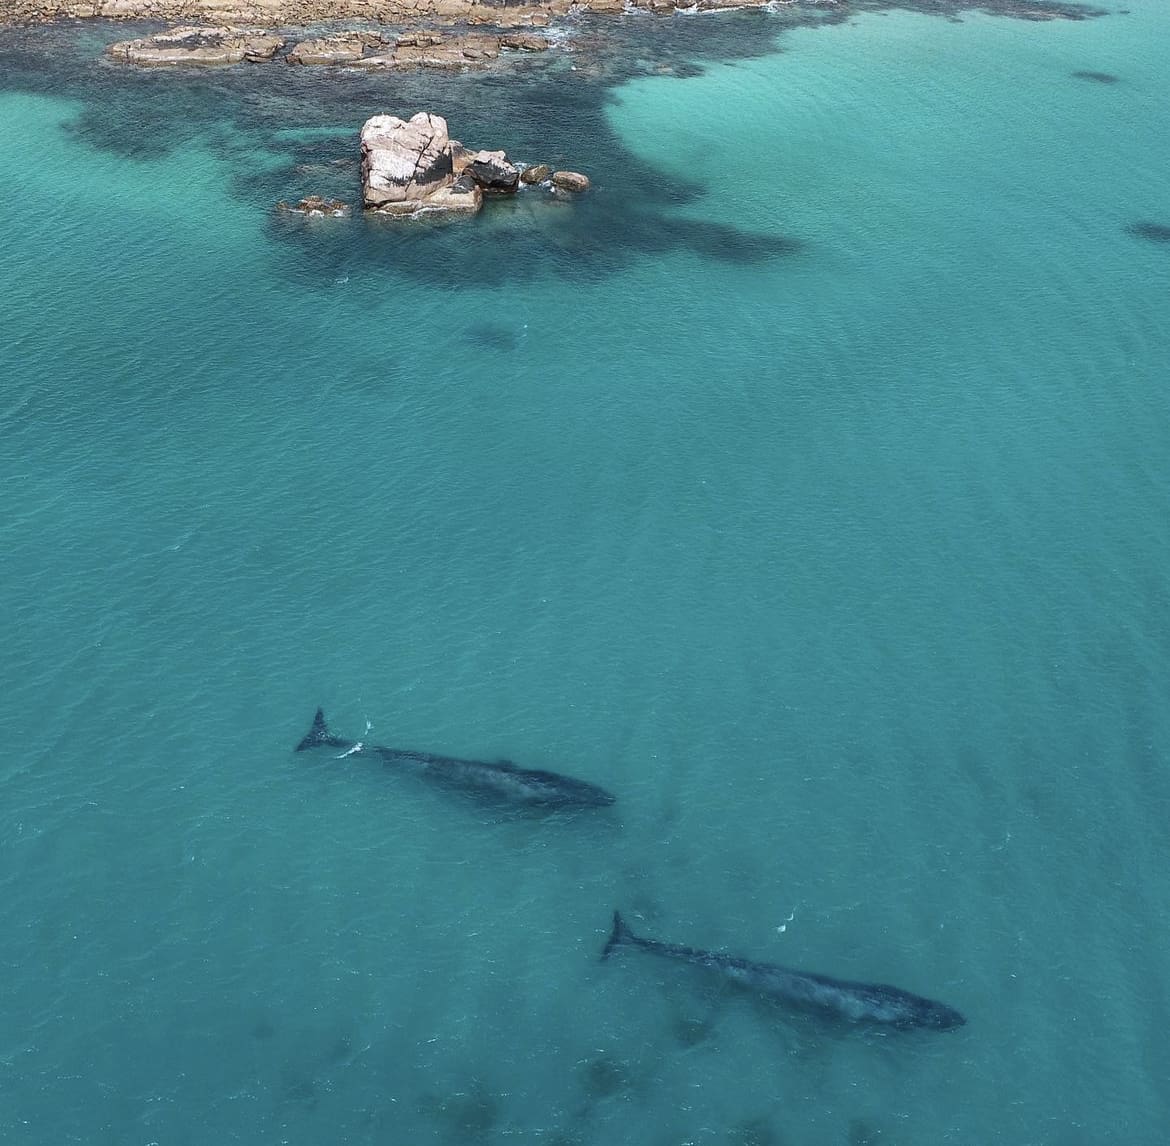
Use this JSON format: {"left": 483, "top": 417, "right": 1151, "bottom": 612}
{"left": 520, "top": 163, "right": 551, "bottom": 184}
{"left": 551, "top": 170, "right": 590, "bottom": 192}
{"left": 276, "top": 196, "right": 351, "bottom": 217}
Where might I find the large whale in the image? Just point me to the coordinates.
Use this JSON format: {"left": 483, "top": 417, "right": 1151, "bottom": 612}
{"left": 601, "top": 911, "right": 965, "bottom": 1031}
{"left": 295, "top": 709, "right": 616, "bottom": 808}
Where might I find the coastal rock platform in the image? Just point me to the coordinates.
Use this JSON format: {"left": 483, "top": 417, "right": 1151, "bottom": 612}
{"left": 107, "top": 25, "right": 551, "bottom": 68}
{"left": 8, "top": 0, "right": 1108, "bottom": 25}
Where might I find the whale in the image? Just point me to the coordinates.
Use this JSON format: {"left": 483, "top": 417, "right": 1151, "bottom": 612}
{"left": 295, "top": 709, "right": 616, "bottom": 808}
{"left": 601, "top": 911, "right": 965, "bottom": 1031}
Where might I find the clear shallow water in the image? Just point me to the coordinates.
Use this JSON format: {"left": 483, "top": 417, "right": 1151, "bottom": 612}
{"left": 2, "top": 4, "right": 1169, "bottom": 1143}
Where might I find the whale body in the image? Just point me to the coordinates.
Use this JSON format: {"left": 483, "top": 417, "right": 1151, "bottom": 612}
{"left": 602, "top": 911, "right": 965, "bottom": 1031}
{"left": 295, "top": 709, "right": 616, "bottom": 808}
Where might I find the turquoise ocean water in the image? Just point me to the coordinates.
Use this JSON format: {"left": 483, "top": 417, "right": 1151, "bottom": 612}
{"left": 2, "top": 3, "right": 1169, "bottom": 1142}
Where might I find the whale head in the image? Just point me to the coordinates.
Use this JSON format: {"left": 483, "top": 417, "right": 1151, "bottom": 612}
{"left": 917, "top": 1000, "right": 967, "bottom": 1031}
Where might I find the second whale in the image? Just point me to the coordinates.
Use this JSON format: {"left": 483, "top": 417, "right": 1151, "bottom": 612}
{"left": 602, "top": 911, "right": 964, "bottom": 1031}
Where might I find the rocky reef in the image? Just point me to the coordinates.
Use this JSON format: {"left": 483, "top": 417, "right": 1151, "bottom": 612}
{"left": 107, "top": 25, "right": 283, "bottom": 65}
{"left": 7, "top": 0, "right": 1112, "bottom": 27}
{"left": 356, "top": 111, "right": 588, "bottom": 219}
{"left": 106, "top": 25, "right": 551, "bottom": 69}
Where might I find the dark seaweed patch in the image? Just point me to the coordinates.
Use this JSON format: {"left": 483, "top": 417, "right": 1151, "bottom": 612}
{"left": 671, "top": 1013, "right": 716, "bottom": 1047}
{"left": 251, "top": 1017, "right": 276, "bottom": 1040}
{"left": 419, "top": 1082, "right": 500, "bottom": 1140}
{"left": 847, "top": 1118, "right": 884, "bottom": 1145}
{"left": 465, "top": 322, "right": 522, "bottom": 351}
{"left": 728, "top": 1117, "right": 784, "bottom": 1146}
{"left": 280, "top": 1070, "right": 319, "bottom": 1109}
{"left": 581, "top": 1054, "right": 633, "bottom": 1099}
{"left": 1128, "top": 221, "right": 1170, "bottom": 243}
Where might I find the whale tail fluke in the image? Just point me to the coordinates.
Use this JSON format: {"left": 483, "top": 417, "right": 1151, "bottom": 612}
{"left": 601, "top": 910, "right": 636, "bottom": 961}
{"left": 295, "top": 708, "right": 345, "bottom": 752}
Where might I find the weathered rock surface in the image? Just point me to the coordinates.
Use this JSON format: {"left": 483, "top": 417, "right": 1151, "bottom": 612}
{"left": 107, "top": 25, "right": 283, "bottom": 66}
{"left": 450, "top": 141, "right": 473, "bottom": 176}
{"left": 287, "top": 33, "right": 383, "bottom": 65}
{"left": 499, "top": 32, "right": 550, "bottom": 50}
{"left": 551, "top": 170, "right": 591, "bottom": 192}
{"left": 361, "top": 112, "right": 465, "bottom": 214}
{"left": 520, "top": 163, "right": 551, "bottom": 184}
{"left": 19, "top": 0, "right": 576, "bottom": 23}
{"left": 7, "top": 0, "right": 1111, "bottom": 28}
{"left": 418, "top": 175, "right": 484, "bottom": 216}
{"left": 112, "top": 26, "right": 552, "bottom": 70}
{"left": 465, "top": 149, "right": 520, "bottom": 193}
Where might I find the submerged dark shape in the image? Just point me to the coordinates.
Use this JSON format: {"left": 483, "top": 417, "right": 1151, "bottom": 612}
{"left": 1128, "top": 221, "right": 1170, "bottom": 243}
{"left": 464, "top": 322, "right": 521, "bottom": 351}
{"left": 1071, "top": 70, "right": 1120, "bottom": 83}
{"left": 601, "top": 911, "right": 965, "bottom": 1031}
{"left": 295, "top": 708, "right": 616, "bottom": 808}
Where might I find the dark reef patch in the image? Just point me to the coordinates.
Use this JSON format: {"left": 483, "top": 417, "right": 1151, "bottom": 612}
{"left": 671, "top": 1012, "right": 716, "bottom": 1048}
{"left": 728, "top": 1115, "right": 784, "bottom": 1146}
{"left": 581, "top": 1054, "right": 634, "bottom": 1100}
{"left": 251, "top": 1017, "right": 276, "bottom": 1040}
{"left": 1071, "top": 69, "right": 1120, "bottom": 83}
{"left": 1128, "top": 221, "right": 1170, "bottom": 243}
{"left": 847, "top": 1117, "right": 885, "bottom": 1145}
{"left": 418, "top": 1081, "right": 501, "bottom": 1141}
{"left": 280, "top": 1070, "right": 319, "bottom": 1109}
{"left": 465, "top": 322, "right": 523, "bottom": 351}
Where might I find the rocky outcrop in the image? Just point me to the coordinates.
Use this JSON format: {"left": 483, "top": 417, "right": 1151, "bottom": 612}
{"left": 107, "top": 25, "right": 283, "bottom": 66}
{"left": 361, "top": 112, "right": 462, "bottom": 214}
{"left": 356, "top": 112, "right": 586, "bottom": 220}
{"left": 520, "top": 164, "right": 551, "bottom": 185}
{"left": 464, "top": 150, "right": 520, "bottom": 193}
{"left": 551, "top": 170, "right": 591, "bottom": 193}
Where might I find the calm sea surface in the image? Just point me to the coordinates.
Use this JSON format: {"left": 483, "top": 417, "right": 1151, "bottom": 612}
{"left": 2, "top": 3, "right": 1168, "bottom": 1142}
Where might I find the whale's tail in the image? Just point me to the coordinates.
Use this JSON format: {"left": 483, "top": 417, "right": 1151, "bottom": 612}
{"left": 295, "top": 708, "right": 347, "bottom": 752}
{"left": 601, "top": 910, "right": 636, "bottom": 961}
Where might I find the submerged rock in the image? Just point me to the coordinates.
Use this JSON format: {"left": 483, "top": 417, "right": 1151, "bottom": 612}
{"left": 276, "top": 195, "right": 351, "bottom": 216}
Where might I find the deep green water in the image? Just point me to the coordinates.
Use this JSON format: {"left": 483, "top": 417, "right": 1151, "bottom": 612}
{"left": 2, "top": 3, "right": 1169, "bottom": 1143}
